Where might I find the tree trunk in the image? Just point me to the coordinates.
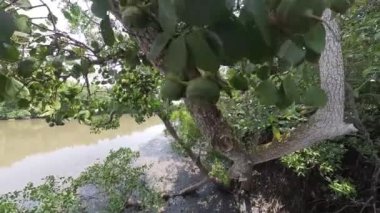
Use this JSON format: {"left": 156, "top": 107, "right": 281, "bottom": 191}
{"left": 157, "top": 112, "right": 209, "bottom": 175}
{"left": 250, "top": 10, "right": 357, "bottom": 164}
{"left": 184, "top": 101, "right": 254, "bottom": 183}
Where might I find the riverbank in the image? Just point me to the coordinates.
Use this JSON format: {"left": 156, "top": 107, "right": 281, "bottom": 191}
{"left": 0, "top": 133, "right": 239, "bottom": 212}
{"left": 0, "top": 111, "right": 33, "bottom": 120}
{"left": 0, "top": 117, "right": 238, "bottom": 212}
{"left": 0, "top": 116, "right": 45, "bottom": 121}
{"left": 0, "top": 107, "right": 44, "bottom": 120}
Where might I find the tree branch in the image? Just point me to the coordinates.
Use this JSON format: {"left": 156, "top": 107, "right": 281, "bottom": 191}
{"left": 108, "top": 0, "right": 254, "bottom": 183}
{"left": 250, "top": 9, "right": 357, "bottom": 165}
{"left": 157, "top": 112, "right": 209, "bottom": 175}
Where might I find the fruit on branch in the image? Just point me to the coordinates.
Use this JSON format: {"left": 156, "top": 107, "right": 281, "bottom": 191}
{"left": 186, "top": 77, "right": 220, "bottom": 104}
{"left": 160, "top": 78, "right": 186, "bottom": 101}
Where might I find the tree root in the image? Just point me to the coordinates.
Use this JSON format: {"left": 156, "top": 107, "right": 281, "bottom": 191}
{"left": 162, "top": 177, "right": 209, "bottom": 200}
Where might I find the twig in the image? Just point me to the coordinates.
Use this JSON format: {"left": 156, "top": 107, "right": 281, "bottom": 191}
{"left": 31, "top": 22, "right": 97, "bottom": 56}
{"left": 1, "top": 0, "right": 18, "bottom": 10}
{"left": 334, "top": 204, "right": 356, "bottom": 213}
{"left": 83, "top": 73, "right": 91, "bottom": 98}
{"left": 360, "top": 196, "right": 374, "bottom": 213}
{"left": 37, "top": 0, "right": 57, "bottom": 32}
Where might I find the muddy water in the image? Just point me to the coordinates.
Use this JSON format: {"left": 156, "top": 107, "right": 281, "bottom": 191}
{"left": 0, "top": 117, "right": 164, "bottom": 194}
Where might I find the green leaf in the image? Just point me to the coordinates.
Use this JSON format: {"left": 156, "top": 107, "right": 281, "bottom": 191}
{"left": 81, "top": 58, "right": 92, "bottom": 74}
{"left": 216, "top": 75, "right": 233, "bottom": 97}
{"left": 304, "top": 22, "right": 326, "bottom": 54}
{"left": 12, "top": 0, "right": 32, "bottom": 8}
{"left": 256, "top": 80, "right": 279, "bottom": 105}
{"left": 256, "top": 65, "right": 270, "bottom": 80}
{"left": 282, "top": 76, "right": 299, "bottom": 102}
{"left": 4, "top": 76, "right": 30, "bottom": 100}
{"left": 276, "top": 0, "right": 326, "bottom": 33}
{"left": 18, "top": 98, "right": 30, "bottom": 108}
{"left": 164, "top": 36, "right": 187, "bottom": 75}
{"left": 209, "top": 18, "right": 251, "bottom": 64}
{"left": 186, "top": 30, "right": 220, "bottom": 72}
{"left": 277, "top": 40, "right": 306, "bottom": 66}
{"left": 71, "top": 64, "right": 83, "bottom": 78}
{"left": 91, "top": 41, "right": 100, "bottom": 52}
{"left": 305, "top": 47, "right": 321, "bottom": 63}
{"left": 238, "top": 10, "right": 273, "bottom": 63}
{"left": 0, "top": 10, "right": 16, "bottom": 43}
{"left": 100, "top": 15, "right": 115, "bottom": 46}
{"left": 330, "top": 0, "right": 354, "bottom": 14}
{"left": 47, "top": 13, "right": 58, "bottom": 25}
{"left": 91, "top": 0, "right": 110, "bottom": 18}
{"left": 276, "top": 87, "right": 293, "bottom": 109}
{"left": 63, "top": 10, "right": 73, "bottom": 21}
{"left": 0, "top": 42, "right": 20, "bottom": 62}
{"left": 229, "top": 72, "right": 249, "bottom": 91}
{"left": 17, "top": 58, "right": 36, "bottom": 78}
{"left": 303, "top": 86, "right": 328, "bottom": 107}
{"left": 243, "top": 0, "right": 271, "bottom": 45}
{"left": 0, "top": 74, "right": 7, "bottom": 100}
{"left": 158, "top": 0, "right": 177, "bottom": 34}
{"left": 276, "top": 76, "right": 298, "bottom": 109}
{"left": 15, "top": 14, "right": 32, "bottom": 34}
{"left": 148, "top": 32, "right": 172, "bottom": 60}
{"left": 272, "top": 126, "right": 282, "bottom": 141}
{"left": 175, "top": 0, "right": 227, "bottom": 26}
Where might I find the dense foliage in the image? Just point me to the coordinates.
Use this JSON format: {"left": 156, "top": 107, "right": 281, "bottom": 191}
{"left": 0, "top": 0, "right": 355, "bottom": 123}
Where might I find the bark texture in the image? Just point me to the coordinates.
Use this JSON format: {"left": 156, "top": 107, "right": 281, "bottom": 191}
{"left": 251, "top": 10, "right": 357, "bottom": 164}
{"left": 184, "top": 101, "right": 253, "bottom": 181}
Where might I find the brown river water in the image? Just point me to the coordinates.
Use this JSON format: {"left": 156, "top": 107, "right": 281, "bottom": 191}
{"left": 0, "top": 117, "right": 164, "bottom": 194}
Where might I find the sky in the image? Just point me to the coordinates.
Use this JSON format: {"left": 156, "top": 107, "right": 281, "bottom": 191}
{"left": 23, "top": 0, "right": 67, "bottom": 30}
{"left": 21, "top": 0, "right": 88, "bottom": 42}
{"left": 16, "top": 0, "right": 103, "bottom": 83}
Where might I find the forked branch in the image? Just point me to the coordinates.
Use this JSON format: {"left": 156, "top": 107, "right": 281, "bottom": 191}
{"left": 250, "top": 10, "right": 357, "bottom": 165}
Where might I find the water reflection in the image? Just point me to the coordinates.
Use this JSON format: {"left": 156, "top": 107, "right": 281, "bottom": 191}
{"left": 0, "top": 117, "right": 164, "bottom": 194}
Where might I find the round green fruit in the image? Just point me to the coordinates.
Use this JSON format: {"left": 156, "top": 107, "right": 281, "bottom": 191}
{"left": 122, "top": 6, "right": 148, "bottom": 28}
{"left": 186, "top": 77, "right": 220, "bottom": 104}
{"left": 160, "top": 79, "right": 185, "bottom": 101}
